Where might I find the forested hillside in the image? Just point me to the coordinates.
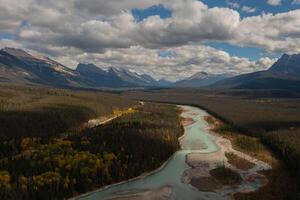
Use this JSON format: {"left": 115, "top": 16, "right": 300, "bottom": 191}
{"left": 0, "top": 86, "right": 183, "bottom": 199}
{"left": 0, "top": 84, "right": 136, "bottom": 158}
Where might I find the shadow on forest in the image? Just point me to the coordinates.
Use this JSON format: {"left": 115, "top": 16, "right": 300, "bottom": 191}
{"left": 244, "top": 121, "right": 300, "bottom": 134}
{"left": 0, "top": 105, "right": 93, "bottom": 141}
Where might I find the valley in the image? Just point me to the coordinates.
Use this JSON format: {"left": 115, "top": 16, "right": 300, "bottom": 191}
{"left": 0, "top": 84, "right": 299, "bottom": 200}
{"left": 1, "top": 52, "right": 300, "bottom": 199}
{"left": 76, "top": 106, "right": 271, "bottom": 200}
{"left": 1, "top": 1, "right": 300, "bottom": 199}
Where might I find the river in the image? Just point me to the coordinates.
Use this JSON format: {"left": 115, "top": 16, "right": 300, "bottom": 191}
{"left": 76, "top": 105, "right": 270, "bottom": 200}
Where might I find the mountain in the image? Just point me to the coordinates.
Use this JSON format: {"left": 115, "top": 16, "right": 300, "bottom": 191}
{"left": 157, "top": 79, "right": 173, "bottom": 87}
{"left": 107, "top": 67, "right": 158, "bottom": 87}
{"left": 0, "top": 47, "right": 78, "bottom": 87}
{"left": 75, "top": 65, "right": 158, "bottom": 88}
{"left": 0, "top": 47, "right": 159, "bottom": 88}
{"left": 75, "top": 64, "right": 129, "bottom": 87}
{"left": 269, "top": 53, "right": 300, "bottom": 74}
{"left": 174, "top": 71, "right": 234, "bottom": 88}
{"left": 212, "top": 53, "right": 300, "bottom": 91}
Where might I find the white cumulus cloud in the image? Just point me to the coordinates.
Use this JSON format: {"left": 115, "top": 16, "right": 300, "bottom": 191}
{"left": 267, "top": 0, "right": 282, "bottom": 6}
{"left": 0, "top": 0, "right": 297, "bottom": 80}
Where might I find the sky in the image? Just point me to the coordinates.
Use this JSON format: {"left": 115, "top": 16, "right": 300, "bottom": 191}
{"left": 0, "top": 0, "right": 299, "bottom": 81}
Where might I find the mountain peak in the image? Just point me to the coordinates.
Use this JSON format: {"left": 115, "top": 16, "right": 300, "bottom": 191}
{"left": 77, "top": 63, "right": 101, "bottom": 70}
{"left": 175, "top": 71, "right": 235, "bottom": 88}
{"left": 282, "top": 53, "right": 290, "bottom": 57}
{"left": 157, "top": 78, "right": 173, "bottom": 87}
{"left": 0, "top": 47, "right": 160, "bottom": 88}
{"left": 270, "top": 53, "right": 300, "bottom": 74}
{"left": 76, "top": 63, "right": 106, "bottom": 75}
{"left": 108, "top": 67, "right": 158, "bottom": 86}
{"left": 108, "top": 67, "right": 121, "bottom": 73}
{"left": 187, "top": 71, "right": 210, "bottom": 80}
{"left": 109, "top": 67, "right": 136, "bottom": 76}
{"left": 2, "top": 47, "right": 33, "bottom": 59}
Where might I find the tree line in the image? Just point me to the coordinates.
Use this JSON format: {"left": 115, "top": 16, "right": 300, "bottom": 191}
{"left": 0, "top": 102, "right": 183, "bottom": 199}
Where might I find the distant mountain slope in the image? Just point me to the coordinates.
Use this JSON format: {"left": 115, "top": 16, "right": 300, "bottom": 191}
{"left": 157, "top": 79, "right": 173, "bottom": 87}
{"left": 174, "top": 71, "right": 234, "bottom": 88}
{"left": 0, "top": 47, "right": 78, "bottom": 87}
{"left": 0, "top": 47, "right": 159, "bottom": 88}
{"left": 212, "top": 53, "right": 300, "bottom": 91}
{"left": 270, "top": 53, "right": 300, "bottom": 74}
{"left": 75, "top": 64, "right": 158, "bottom": 87}
{"left": 75, "top": 64, "right": 128, "bottom": 87}
{"left": 107, "top": 67, "right": 158, "bottom": 87}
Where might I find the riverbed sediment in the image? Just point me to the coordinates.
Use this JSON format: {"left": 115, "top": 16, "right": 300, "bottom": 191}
{"left": 76, "top": 105, "right": 271, "bottom": 200}
{"left": 182, "top": 112, "right": 271, "bottom": 197}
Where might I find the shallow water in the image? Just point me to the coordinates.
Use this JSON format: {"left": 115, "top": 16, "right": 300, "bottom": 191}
{"left": 77, "top": 105, "right": 221, "bottom": 200}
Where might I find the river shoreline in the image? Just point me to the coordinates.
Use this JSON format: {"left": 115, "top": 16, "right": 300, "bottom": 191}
{"left": 73, "top": 152, "right": 175, "bottom": 200}
{"left": 73, "top": 105, "right": 184, "bottom": 200}
{"left": 75, "top": 105, "right": 271, "bottom": 200}
{"left": 182, "top": 114, "right": 271, "bottom": 197}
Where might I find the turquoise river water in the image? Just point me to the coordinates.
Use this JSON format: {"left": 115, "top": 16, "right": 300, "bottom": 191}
{"left": 77, "top": 105, "right": 220, "bottom": 200}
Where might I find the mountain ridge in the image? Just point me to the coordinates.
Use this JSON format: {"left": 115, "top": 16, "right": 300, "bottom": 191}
{"left": 0, "top": 47, "right": 159, "bottom": 88}
{"left": 1, "top": 47, "right": 299, "bottom": 91}
{"left": 174, "top": 71, "right": 235, "bottom": 88}
{"left": 212, "top": 53, "right": 300, "bottom": 91}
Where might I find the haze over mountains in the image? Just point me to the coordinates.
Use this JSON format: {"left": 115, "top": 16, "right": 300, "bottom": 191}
{"left": 0, "top": 47, "right": 300, "bottom": 91}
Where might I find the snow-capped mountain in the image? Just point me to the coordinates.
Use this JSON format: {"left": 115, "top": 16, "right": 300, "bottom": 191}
{"left": 174, "top": 71, "right": 235, "bottom": 88}
{"left": 0, "top": 47, "right": 160, "bottom": 88}
{"left": 108, "top": 67, "right": 158, "bottom": 86}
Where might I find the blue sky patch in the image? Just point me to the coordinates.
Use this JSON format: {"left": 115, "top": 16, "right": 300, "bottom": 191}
{"left": 202, "top": 0, "right": 299, "bottom": 18}
{"left": 158, "top": 50, "right": 176, "bottom": 58}
{"left": 20, "top": 20, "right": 29, "bottom": 28}
{"left": 132, "top": 5, "right": 171, "bottom": 21}
{"left": 207, "top": 42, "right": 282, "bottom": 60}
{"left": 0, "top": 33, "right": 15, "bottom": 40}
{"left": 207, "top": 42, "right": 264, "bottom": 60}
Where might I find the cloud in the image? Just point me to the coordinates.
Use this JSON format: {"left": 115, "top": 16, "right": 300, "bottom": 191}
{"left": 44, "top": 44, "right": 275, "bottom": 81}
{"left": 1, "top": 0, "right": 299, "bottom": 54}
{"left": 0, "top": 0, "right": 31, "bottom": 33}
{"left": 226, "top": 0, "right": 240, "bottom": 9}
{"left": 0, "top": 0, "right": 297, "bottom": 80}
{"left": 241, "top": 6, "right": 257, "bottom": 13}
{"left": 0, "top": 37, "right": 277, "bottom": 81}
{"left": 73, "top": 0, "right": 164, "bottom": 16}
{"left": 13, "top": 1, "right": 240, "bottom": 52}
{"left": 293, "top": 0, "right": 300, "bottom": 4}
{"left": 267, "top": 0, "right": 282, "bottom": 6}
{"left": 235, "top": 10, "right": 300, "bottom": 53}
{"left": 132, "top": 6, "right": 240, "bottom": 49}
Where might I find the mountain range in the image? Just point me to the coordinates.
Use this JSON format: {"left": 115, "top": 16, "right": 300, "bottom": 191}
{"left": 0, "top": 47, "right": 76, "bottom": 87}
{"left": 0, "top": 47, "right": 299, "bottom": 91}
{"left": 174, "top": 71, "right": 235, "bottom": 87}
{"left": 0, "top": 47, "right": 159, "bottom": 88}
{"left": 212, "top": 53, "right": 300, "bottom": 92}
